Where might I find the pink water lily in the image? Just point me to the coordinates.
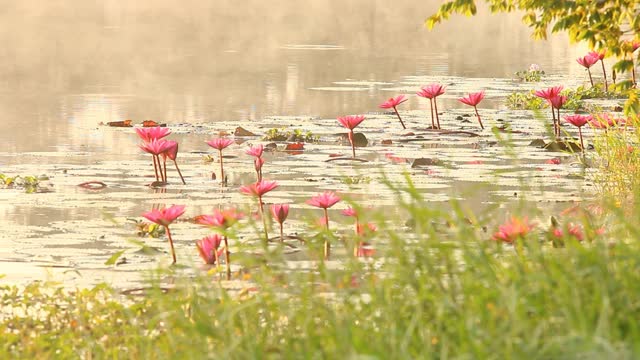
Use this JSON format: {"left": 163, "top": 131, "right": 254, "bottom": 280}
{"left": 307, "top": 191, "right": 341, "bottom": 209}
{"left": 623, "top": 41, "right": 640, "bottom": 85}
{"left": 246, "top": 145, "right": 265, "bottom": 181}
{"left": 337, "top": 115, "right": 366, "bottom": 158}
{"left": 158, "top": 140, "right": 186, "bottom": 185}
{"left": 357, "top": 222, "right": 377, "bottom": 236}
{"left": 379, "top": 95, "right": 408, "bottom": 129}
{"left": 254, "top": 157, "right": 265, "bottom": 180}
{"left": 342, "top": 206, "right": 361, "bottom": 236}
{"left": 246, "top": 144, "right": 264, "bottom": 158}
{"left": 240, "top": 180, "right": 279, "bottom": 199}
{"left": 270, "top": 204, "right": 290, "bottom": 242}
{"left": 196, "top": 235, "right": 225, "bottom": 265}
{"left": 549, "top": 95, "right": 567, "bottom": 137}
{"left": 195, "top": 208, "right": 244, "bottom": 229}
{"left": 307, "top": 191, "right": 341, "bottom": 259}
{"left": 140, "top": 138, "right": 174, "bottom": 156}
{"left": 492, "top": 216, "right": 534, "bottom": 244}
{"left": 206, "top": 138, "right": 234, "bottom": 185}
{"left": 534, "top": 86, "right": 563, "bottom": 101}
{"left": 355, "top": 242, "right": 376, "bottom": 257}
{"left": 338, "top": 115, "right": 366, "bottom": 130}
{"left": 588, "top": 50, "right": 608, "bottom": 92}
{"left": 549, "top": 224, "right": 584, "bottom": 246}
{"left": 206, "top": 137, "right": 234, "bottom": 150}
{"left": 341, "top": 207, "right": 357, "bottom": 218}
{"left": 564, "top": 114, "right": 592, "bottom": 151}
{"left": 135, "top": 127, "right": 171, "bottom": 143}
{"left": 271, "top": 204, "right": 289, "bottom": 224}
{"left": 241, "top": 180, "right": 279, "bottom": 242}
{"left": 535, "top": 86, "right": 564, "bottom": 138}
{"left": 143, "top": 205, "right": 185, "bottom": 227}
{"left": 577, "top": 55, "right": 598, "bottom": 86}
{"left": 416, "top": 84, "right": 445, "bottom": 129}
{"left": 458, "top": 91, "right": 485, "bottom": 130}
{"left": 195, "top": 208, "right": 242, "bottom": 279}
{"left": 354, "top": 222, "right": 377, "bottom": 257}
{"left": 549, "top": 95, "right": 567, "bottom": 110}
{"left": 140, "top": 139, "right": 176, "bottom": 183}
{"left": 142, "top": 205, "right": 186, "bottom": 264}
{"left": 589, "top": 113, "right": 618, "bottom": 130}
{"left": 565, "top": 114, "right": 592, "bottom": 127}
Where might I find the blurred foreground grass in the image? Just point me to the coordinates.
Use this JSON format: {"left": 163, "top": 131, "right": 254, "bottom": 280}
{"left": 2, "top": 170, "right": 640, "bottom": 359}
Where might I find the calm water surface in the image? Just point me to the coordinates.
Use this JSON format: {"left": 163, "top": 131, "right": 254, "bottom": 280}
{"left": 0, "top": 1, "right": 580, "bottom": 153}
{"left": 0, "top": 2, "right": 591, "bottom": 286}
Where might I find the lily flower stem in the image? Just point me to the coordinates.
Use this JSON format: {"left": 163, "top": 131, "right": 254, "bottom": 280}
{"left": 323, "top": 208, "right": 330, "bottom": 260}
{"left": 578, "top": 127, "right": 585, "bottom": 153}
{"left": 279, "top": 223, "right": 284, "bottom": 243}
{"left": 556, "top": 108, "right": 561, "bottom": 137}
{"left": 152, "top": 155, "right": 160, "bottom": 182}
{"left": 172, "top": 160, "right": 186, "bottom": 185}
{"left": 156, "top": 155, "right": 165, "bottom": 183}
{"left": 429, "top": 99, "right": 435, "bottom": 129}
{"left": 393, "top": 106, "right": 406, "bottom": 129}
{"left": 223, "top": 235, "right": 230, "bottom": 280}
{"left": 349, "top": 131, "right": 356, "bottom": 158}
{"left": 213, "top": 248, "right": 221, "bottom": 276}
{"left": 601, "top": 59, "right": 608, "bottom": 92}
{"left": 164, "top": 225, "right": 177, "bottom": 265}
{"left": 218, "top": 149, "right": 225, "bottom": 187}
{"left": 550, "top": 107, "right": 557, "bottom": 139}
{"left": 434, "top": 99, "right": 441, "bottom": 129}
{"left": 163, "top": 158, "right": 168, "bottom": 183}
{"left": 258, "top": 197, "right": 269, "bottom": 246}
{"left": 474, "top": 106, "right": 484, "bottom": 130}
{"left": 632, "top": 65, "right": 636, "bottom": 86}
{"left": 353, "top": 218, "right": 360, "bottom": 257}
{"left": 587, "top": 69, "right": 594, "bottom": 87}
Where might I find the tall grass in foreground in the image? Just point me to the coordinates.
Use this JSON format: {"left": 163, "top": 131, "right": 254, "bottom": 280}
{"left": 592, "top": 115, "right": 640, "bottom": 209}
{"left": 2, "top": 174, "right": 640, "bottom": 358}
{"left": 4, "top": 99, "right": 640, "bottom": 357}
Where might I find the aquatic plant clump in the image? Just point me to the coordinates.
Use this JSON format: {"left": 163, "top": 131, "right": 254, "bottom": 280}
{"left": 514, "top": 64, "right": 545, "bottom": 82}
{"left": 262, "top": 128, "right": 319, "bottom": 142}
{"left": 0, "top": 174, "right": 47, "bottom": 193}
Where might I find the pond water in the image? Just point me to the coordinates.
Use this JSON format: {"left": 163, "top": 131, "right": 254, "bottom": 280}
{"left": 0, "top": 2, "right": 610, "bottom": 287}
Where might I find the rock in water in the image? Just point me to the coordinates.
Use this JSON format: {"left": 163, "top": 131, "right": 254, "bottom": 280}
{"left": 411, "top": 158, "right": 440, "bottom": 168}
{"left": 339, "top": 132, "right": 368, "bottom": 147}
{"left": 234, "top": 127, "right": 257, "bottom": 137}
{"left": 529, "top": 139, "right": 546, "bottom": 147}
{"left": 544, "top": 140, "right": 581, "bottom": 152}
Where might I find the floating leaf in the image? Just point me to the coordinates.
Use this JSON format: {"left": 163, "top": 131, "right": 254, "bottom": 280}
{"left": 77, "top": 181, "right": 108, "bottom": 190}
{"left": 142, "top": 120, "right": 166, "bottom": 127}
{"left": 285, "top": 143, "right": 304, "bottom": 151}
{"left": 106, "top": 120, "right": 133, "bottom": 127}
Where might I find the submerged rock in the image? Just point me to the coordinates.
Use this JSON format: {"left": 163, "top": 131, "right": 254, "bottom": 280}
{"left": 544, "top": 140, "right": 582, "bottom": 152}
{"left": 234, "top": 127, "right": 257, "bottom": 137}
{"left": 529, "top": 139, "right": 547, "bottom": 147}
{"left": 338, "top": 132, "right": 368, "bottom": 147}
{"left": 411, "top": 158, "right": 441, "bottom": 168}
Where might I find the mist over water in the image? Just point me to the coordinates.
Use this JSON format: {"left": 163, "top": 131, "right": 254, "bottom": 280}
{"left": 0, "top": 1, "right": 577, "bottom": 152}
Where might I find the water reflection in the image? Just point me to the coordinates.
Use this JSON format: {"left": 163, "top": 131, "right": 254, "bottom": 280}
{"left": 0, "top": 1, "right": 580, "bottom": 153}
